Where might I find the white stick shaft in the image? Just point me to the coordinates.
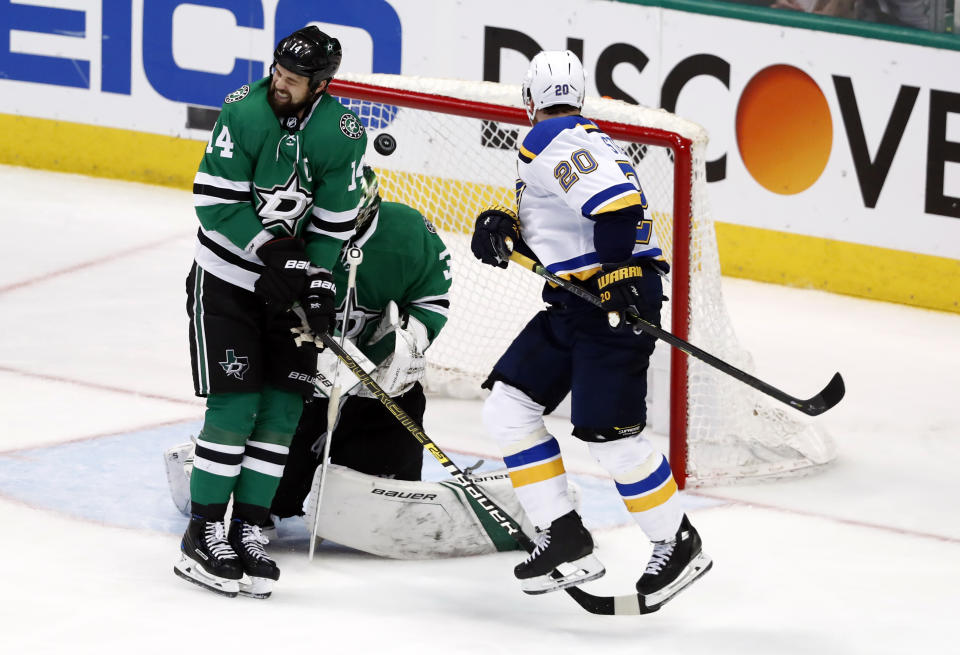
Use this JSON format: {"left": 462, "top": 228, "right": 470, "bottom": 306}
{"left": 307, "top": 385, "right": 342, "bottom": 561}
{"left": 307, "top": 246, "right": 363, "bottom": 561}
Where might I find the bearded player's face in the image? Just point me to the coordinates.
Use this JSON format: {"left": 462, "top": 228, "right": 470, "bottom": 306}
{"left": 268, "top": 64, "right": 315, "bottom": 116}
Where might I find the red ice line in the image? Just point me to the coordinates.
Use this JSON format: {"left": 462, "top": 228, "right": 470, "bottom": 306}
{"left": 0, "top": 233, "right": 187, "bottom": 295}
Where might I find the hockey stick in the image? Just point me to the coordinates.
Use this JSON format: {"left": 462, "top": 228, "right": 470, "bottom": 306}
{"left": 308, "top": 246, "right": 363, "bottom": 561}
{"left": 291, "top": 307, "right": 654, "bottom": 615}
{"left": 508, "top": 250, "right": 845, "bottom": 417}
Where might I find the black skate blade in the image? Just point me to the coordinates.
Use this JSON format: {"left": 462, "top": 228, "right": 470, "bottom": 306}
{"left": 173, "top": 565, "right": 238, "bottom": 598}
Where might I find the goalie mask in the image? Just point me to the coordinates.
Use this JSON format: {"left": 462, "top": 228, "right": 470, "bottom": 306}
{"left": 355, "top": 165, "right": 382, "bottom": 232}
{"left": 521, "top": 50, "right": 586, "bottom": 123}
{"left": 273, "top": 26, "right": 342, "bottom": 90}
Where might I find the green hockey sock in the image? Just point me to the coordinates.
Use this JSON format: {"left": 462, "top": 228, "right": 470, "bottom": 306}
{"left": 190, "top": 392, "right": 259, "bottom": 508}
{"left": 232, "top": 386, "right": 303, "bottom": 518}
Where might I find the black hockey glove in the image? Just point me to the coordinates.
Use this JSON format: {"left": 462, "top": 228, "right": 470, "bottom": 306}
{"left": 595, "top": 261, "right": 650, "bottom": 333}
{"left": 471, "top": 205, "right": 520, "bottom": 269}
{"left": 302, "top": 269, "right": 336, "bottom": 336}
{"left": 255, "top": 237, "right": 310, "bottom": 309}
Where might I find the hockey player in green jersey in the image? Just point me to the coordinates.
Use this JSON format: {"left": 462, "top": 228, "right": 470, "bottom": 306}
{"left": 270, "top": 165, "right": 453, "bottom": 520}
{"left": 176, "top": 26, "right": 368, "bottom": 599}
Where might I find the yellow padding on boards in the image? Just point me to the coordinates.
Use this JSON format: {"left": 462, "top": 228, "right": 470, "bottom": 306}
{"left": 508, "top": 458, "right": 566, "bottom": 488}
{"left": 716, "top": 222, "right": 960, "bottom": 314}
{"left": 0, "top": 113, "right": 203, "bottom": 189}
{"left": 623, "top": 478, "right": 678, "bottom": 513}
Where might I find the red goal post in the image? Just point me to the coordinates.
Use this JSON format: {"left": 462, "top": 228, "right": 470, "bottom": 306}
{"left": 328, "top": 73, "right": 835, "bottom": 488}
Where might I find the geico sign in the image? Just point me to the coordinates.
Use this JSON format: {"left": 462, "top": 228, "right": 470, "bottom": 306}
{"left": 0, "top": 0, "right": 401, "bottom": 108}
{"left": 484, "top": 26, "right": 960, "bottom": 220}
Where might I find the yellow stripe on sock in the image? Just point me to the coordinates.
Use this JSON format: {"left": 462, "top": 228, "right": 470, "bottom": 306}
{"left": 508, "top": 458, "right": 566, "bottom": 487}
{"left": 623, "top": 478, "right": 678, "bottom": 512}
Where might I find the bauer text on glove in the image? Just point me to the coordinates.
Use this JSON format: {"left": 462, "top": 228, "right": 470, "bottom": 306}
{"left": 302, "top": 269, "right": 336, "bottom": 336}
{"left": 255, "top": 237, "right": 310, "bottom": 308}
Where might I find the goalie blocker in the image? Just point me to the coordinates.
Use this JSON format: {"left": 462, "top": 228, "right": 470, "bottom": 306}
{"left": 165, "top": 442, "right": 580, "bottom": 559}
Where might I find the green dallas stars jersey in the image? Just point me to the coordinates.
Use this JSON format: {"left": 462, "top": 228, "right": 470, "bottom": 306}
{"left": 334, "top": 201, "right": 452, "bottom": 365}
{"left": 192, "top": 77, "right": 368, "bottom": 290}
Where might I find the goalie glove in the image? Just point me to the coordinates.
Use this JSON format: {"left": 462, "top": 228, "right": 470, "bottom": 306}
{"left": 313, "top": 337, "right": 377, "bottom": 399}
{"left": 360, "top": 301, "right": 430, "bottom": 398}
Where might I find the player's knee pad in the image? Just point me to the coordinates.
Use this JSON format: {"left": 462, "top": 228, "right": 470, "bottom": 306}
{"left": 251, "top": 385, "right": 305, "bottom": 446}
{"left": 481, "top": 381, "right": 549, "bottom": 452}
{"left": 587, "top": 434, "right": 657, "bottom": 478}
{"left": 194, "top": 393, "right": 260, "bottom": 488}
{"left": 202, "top": 392, "right": 260, "bottom": 442}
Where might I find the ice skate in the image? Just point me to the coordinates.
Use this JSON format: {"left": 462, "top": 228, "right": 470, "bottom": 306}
{"left": 636, "top": 514, "right": 712, "bottom": 611}
{"left": 514, "top": 510, "right": 605, "bottom": 594}
{"left": 229, "top": 519, "right": 281, "bottom": 599}
{"left": 174, "top": 516, "right": 242, "bottom": 597}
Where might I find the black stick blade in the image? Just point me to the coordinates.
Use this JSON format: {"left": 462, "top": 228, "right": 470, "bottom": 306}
{"left": 798, "top": 372, "right": 845, "bottom": 416}
{"left": 564, "top": 587, "right": 656, "bottom": 616}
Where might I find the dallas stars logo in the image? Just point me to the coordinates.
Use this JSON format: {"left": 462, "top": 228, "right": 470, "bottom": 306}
{"left": 224, "top": 85, "right": 249, "bottom": 103}
{"left": 254, "top": 170, "right": 313, "bottom": 236}
{"left": 339, "top": 114, "right": 364, "bottom": 140}
{"left": 219, "top": 349, "right": 249, "bottom": 380}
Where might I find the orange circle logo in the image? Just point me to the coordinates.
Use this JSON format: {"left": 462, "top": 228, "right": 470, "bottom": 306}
{"left": 736, "top": 65, "right": 832, "bottom": 195}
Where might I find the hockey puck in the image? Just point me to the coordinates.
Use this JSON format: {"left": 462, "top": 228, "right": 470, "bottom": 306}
{"left": 373, "top": 133, "right": 396, "bottom": 155}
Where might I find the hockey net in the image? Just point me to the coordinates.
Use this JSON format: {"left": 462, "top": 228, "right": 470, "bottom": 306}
{"left": 329, "top": 73, "right": 835, "bottom": 488}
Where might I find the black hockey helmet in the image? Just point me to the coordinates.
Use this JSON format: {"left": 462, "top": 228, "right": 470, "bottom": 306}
{"left": 273, "top": 26, "right": 342, "bottom": 89}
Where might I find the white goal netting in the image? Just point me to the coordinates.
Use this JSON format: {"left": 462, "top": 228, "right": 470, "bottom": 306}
{"left": 333, "top": 73, "right": 836, "bottom": 487}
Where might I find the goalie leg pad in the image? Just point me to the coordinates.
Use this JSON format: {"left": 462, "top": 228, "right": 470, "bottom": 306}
{"left": 164, "top": 442, "right": 195, "bottom": 516}
{"left": 303, "top": 463, "right": 579, "bottom": 559}
{"left": 482, "top": 382, "right": 575, "bottom": 528}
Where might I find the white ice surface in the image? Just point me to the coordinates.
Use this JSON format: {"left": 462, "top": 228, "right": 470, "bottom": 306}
{"left": 0, "top": 165, "right": 957, "bottom": 654}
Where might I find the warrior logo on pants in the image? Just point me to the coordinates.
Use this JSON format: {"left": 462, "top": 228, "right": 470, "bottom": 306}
{"left": 219, "top": 349, "right": 250, "bottom": 380}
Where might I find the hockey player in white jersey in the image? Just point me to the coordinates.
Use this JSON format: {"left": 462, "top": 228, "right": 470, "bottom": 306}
{"left": 470, "top": 50, "right": 711, "bottom": 610}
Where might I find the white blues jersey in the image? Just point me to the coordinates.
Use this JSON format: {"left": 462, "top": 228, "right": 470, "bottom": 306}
{"left": 516, "top": 115, "right": 662, "bottom": 281}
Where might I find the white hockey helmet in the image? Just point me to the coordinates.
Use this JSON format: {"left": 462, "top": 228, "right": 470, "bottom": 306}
{"left": 521, "top": 50, "right": 586, "bottom": 122}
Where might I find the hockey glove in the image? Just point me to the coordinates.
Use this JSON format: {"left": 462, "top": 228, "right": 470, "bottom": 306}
{"left": 255, "top": 237, "right": 311, "bottom": 309}
{"left": 360, "top": 301, "right": 429, "bottom": 397}
{"left": 471, "top": 205, "right": 520, "bottom": 269}
{"left": 302, "top": 268, "right": 337, "bottom": 336}
{"left": 595, "top": 261, "right": 650, "bottom": 333}
{"left": 313, "top": 337, "right": 376, "bottom": 399}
